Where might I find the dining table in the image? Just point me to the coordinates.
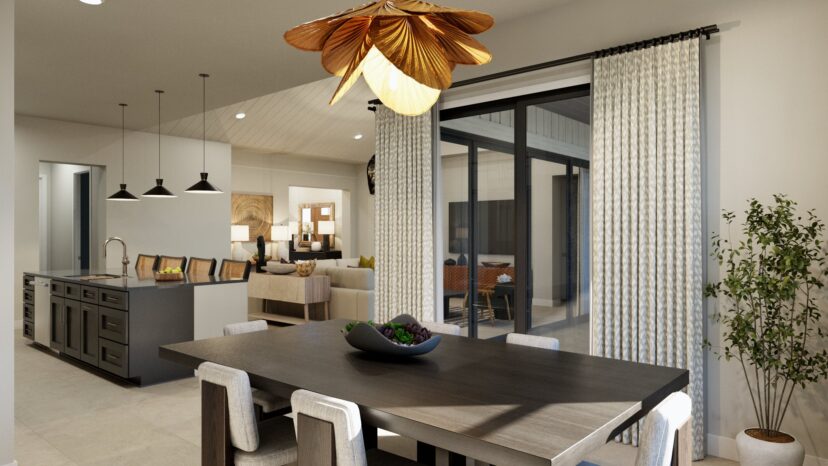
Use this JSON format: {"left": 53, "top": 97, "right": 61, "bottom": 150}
{"left": 159, "top": 319, "right": 691, "bottom": 466}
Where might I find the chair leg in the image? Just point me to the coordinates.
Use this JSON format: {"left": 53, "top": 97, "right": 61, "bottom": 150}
{"left": 504, "top": 295, "right": 512, "bottom": 321}
{"left": 485, "top": 292, "right": 494, "bottom": 326}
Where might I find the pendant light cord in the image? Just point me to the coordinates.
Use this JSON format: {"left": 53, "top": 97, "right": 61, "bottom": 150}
{"left": 156, "top": 90, "right": 163, "bottom": 178}
{"left": 120, "top": 103, "right": 126, "bottom": 184}
{"left": 200, "top": 73, "right": 209, "bottom": 172}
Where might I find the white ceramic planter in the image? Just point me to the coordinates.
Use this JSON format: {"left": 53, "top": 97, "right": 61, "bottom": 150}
{"left": 736, "top": 429, "right": 804, "bottom": 466}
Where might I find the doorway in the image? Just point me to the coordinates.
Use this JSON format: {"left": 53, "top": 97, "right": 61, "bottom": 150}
{"left": 438, "top": 85, "right": 591, "bottom": 351}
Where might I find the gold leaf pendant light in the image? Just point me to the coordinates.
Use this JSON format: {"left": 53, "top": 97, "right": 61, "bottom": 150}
{"left": 284, "top": 0, "right": 494, "bottom": 116}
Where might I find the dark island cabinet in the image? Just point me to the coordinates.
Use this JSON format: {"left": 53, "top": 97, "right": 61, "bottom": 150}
{"left": 42, "top": 278, "right": 194, "bottom": 386}
{"left": 49, "top": 296, "right": 65, "bottom": 351}
{"left": 80, "top": 303, "right": 99, "bottom": 366}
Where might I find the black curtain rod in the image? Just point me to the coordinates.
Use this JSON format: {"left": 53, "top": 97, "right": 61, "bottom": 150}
{"left": 368, "top": 23, "right": 718, "bottom": 109}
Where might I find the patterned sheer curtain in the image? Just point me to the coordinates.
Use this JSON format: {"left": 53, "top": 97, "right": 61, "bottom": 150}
{"left": 591, "top": 38, "right": 704, "bottom": 459}
{"left": 374, "top": 106, "right": 435, "bottom": 323}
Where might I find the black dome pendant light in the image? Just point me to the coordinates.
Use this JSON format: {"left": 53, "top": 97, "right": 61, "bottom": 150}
{"left": 108, "top": 103, "right": 139, "bottom": 201}
{"left": 185, "top": 73, "right": 222, "bottom": 194}
{"left": 143, "top": 90, "right": 176, "bottom": 198}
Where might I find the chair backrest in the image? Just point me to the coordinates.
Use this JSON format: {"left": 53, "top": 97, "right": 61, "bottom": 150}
{"left": 224, "top": 320, "right": 268, "bottom": 336}
{"left": 427, "top": 322, "right": 462, "bottom": 336}
{"left": 220, "top": 259, "right": 252, "bottom": 280}
{"left": 290, "top": 389, "right": 367, "bottom": 466}
{"left": 135, "top": 254, "right": 158, "bottom": 274}
{"left": 187, "top": 257, "right": 217, "bottom": 276}
{"left": 157, "top": 255, "right": 187, "bottom": 271}
{"left": 198, "top": 362, "right": 259, "bottom": 453}
{"left": 506, "top": 333, "right": 560, "bottom": 350}
{"left": 635, "top": 392, "right": 692, "bottom": 466}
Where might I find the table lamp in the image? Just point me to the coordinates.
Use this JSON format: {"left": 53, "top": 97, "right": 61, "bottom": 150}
{"left": 231, "top": 225, "right": 249, "bottom": 260}
{"left": 317, "top": 220, "right": 335, "bottom": 251}
{"left": 271, "top": 225, "right": 291, "bottom": 261}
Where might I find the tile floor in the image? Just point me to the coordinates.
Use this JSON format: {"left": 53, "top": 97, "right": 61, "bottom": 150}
{"left": 13, "top": 334, "right": 738, "bottom": 466}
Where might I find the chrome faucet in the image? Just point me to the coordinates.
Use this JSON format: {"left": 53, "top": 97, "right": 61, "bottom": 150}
{"left": 104, "top": 237, "right": 130, "bottom": 278}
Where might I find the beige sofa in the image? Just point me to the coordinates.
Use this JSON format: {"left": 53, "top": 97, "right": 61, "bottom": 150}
{"left": 314, "top": 258, "right": 374, "bottom": 322}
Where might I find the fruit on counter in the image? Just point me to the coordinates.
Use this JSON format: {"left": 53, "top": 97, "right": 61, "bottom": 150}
{"left": 158, "top": 267, "right": 183, "bottom": 274}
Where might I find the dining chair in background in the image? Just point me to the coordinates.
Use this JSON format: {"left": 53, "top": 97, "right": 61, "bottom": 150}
{"left": 187, "top": 257, "right": 217, "bottom": 276}
{"left": 135, "top": 254, "right": 158, "bottom": 275}
{"left": 157, "top": 255, "right": 187, "bottom": 271}
{"left": 223, "top": 320, "right": 290, "bottom": 416}
{"left": 198, "top": 362, "right": 297, "bottom": 466}
{"left": 291, "top": 389, "right": 423, "bottom": 465}
{"left": 506, "top": 333, "right": 560, "bottom": 350}
{"left": 219, "top": 259, "right": 252, "bottom": 280}
{"left": 427, "top": 322, "right": 462, "bottom": 336}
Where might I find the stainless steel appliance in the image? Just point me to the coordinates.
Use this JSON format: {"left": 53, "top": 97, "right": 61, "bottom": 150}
{"left": 33, "top": 277, "right": 51, "bottom": 346}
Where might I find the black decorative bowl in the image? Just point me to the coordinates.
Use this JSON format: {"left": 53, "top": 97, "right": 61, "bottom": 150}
{"left": 344, "top": 314, "right": 442, "bottom": 357}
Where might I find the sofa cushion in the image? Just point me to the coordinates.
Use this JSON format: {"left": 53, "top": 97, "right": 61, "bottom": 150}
{"left": 337, "top": 258, "right": 360, "bottom": 268}
{"left": 325, "top": 267, "right": 374, "bottom": 291}
{"left": 359, "top": 255, "right": 375, "bottom": 270}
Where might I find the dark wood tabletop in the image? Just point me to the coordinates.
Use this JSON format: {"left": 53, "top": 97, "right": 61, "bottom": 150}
{"left": 160, "top": 319, "right": 688, "bottom": 466}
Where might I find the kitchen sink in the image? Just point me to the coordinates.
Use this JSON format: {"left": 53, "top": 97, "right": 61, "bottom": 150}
{"left": 67, "top": 274, "right": 124, "bottom": 281}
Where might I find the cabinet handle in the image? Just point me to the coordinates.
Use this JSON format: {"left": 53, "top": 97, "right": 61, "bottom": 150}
{"left": 105, "top": 322, "right": 119, "bottom": 329}
{"left": 104, "top": 296, "right": 118, "bottom": 303}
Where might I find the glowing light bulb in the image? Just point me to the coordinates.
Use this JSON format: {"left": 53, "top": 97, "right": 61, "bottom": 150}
{"left": 362, "top": 47, "right": 440, "bottom": 116}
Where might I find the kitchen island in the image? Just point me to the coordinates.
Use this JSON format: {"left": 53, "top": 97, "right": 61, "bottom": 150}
{"left": 22, "top": 269, "right": 247, "bottom": 386}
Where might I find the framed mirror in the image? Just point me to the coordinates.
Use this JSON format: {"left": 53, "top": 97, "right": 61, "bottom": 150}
{"left": 297, "top": 202, "right": 335, "bottom": 247}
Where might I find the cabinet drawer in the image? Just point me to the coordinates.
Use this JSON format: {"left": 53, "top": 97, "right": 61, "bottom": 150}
{"left": 64, "top": 282, "right": 81, "bottom": 300}
{"left": 99, "top": 307, "right": 128, "bottom": 345}
{"left": 23, "top": 303, "right": 34, "bottom": 322}
{"left": 23, "top": 289, "right": 34, "bottom": 305}
{"left": 99, "top": 289, "right": 128, "bottom": 311}
{"left": 23, "top": 274, "right": 34, "bottom": 290}
{"left": 81, "top": 286, "right": 99, "bottom": 304}
{"left": 50, "top": 281, "right": 65, "bottom": 297}
{"left": 23, "top": 321, "right": 34, "bottom": 340}
{"left": 98, "top": 339, "right": 129, "bottom": 378}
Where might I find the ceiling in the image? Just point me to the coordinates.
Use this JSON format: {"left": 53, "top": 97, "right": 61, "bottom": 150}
{"left": 538, "top": 96, "right": 591, "bottom": 124}
{"left": 15, "top": 0, "right": 574, "bottom": 133}
{"left": 161, "top": 77, "right": 377, "bottom": 164}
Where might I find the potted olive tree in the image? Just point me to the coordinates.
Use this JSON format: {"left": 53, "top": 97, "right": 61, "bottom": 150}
{"left": 706, "top": 195, "right": 827, "bottom": 466}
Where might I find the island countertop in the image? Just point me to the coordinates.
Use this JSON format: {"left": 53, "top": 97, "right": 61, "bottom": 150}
{"left": 25, "top": 268, "right": 245, "bottom": 291}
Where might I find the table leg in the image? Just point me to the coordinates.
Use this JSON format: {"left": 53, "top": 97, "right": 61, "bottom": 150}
{"left": 303, "top": 303, "right": 310, "bottom": 322}
{"left": 324, "top": 301, "right": 330, "bottom": 321}
{"left": 363, "top": 424, "right": 377, "bottom": 450}
{"left": 202, "top": 380, "right": 232, "bottom": 466}
{"left": 262, "top": 298, "right": 267, "bottom": 313}
{"left": 297, "top": 413, "right": 336, "bottom": 465}
{"left": 504, "top": 295, "right": 512, "bottom": 320}
{"left": 417, "top": 442, "right": 466, "bottom": 466}
{"left": 671, "top": 417, "right": 692, "bottom": 466}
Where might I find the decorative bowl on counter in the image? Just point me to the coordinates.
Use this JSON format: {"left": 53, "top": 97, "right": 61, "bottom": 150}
{"left": 155, "top": 271, "right": 184, "bottom": 282}
{"left": 263, "top": 263, "right": 297, "bottom": 275}
{"left": 482, "top": 261, "right": 510, "bottom": 268}
{"left": 295, "top": 260, "right": 316, "bottom": 277}
{"left": 343, "top": 314, "right": 442, "bottom": 357}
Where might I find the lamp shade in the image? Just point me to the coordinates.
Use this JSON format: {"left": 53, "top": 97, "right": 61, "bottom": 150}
{"left": 231, "top": 225, "right": 250, "bottom": 242}
{"left": 271, "top": 225, "right": 290, "bottom": 242}
{"left": 317, "top": 221, "right": 335, "bottom": 235}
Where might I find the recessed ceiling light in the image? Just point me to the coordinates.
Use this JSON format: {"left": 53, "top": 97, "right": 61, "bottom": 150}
{"left": 235, "top": 112, "right": 246, "bottom": 120}
{"left": 79, "top": 0, "right": 104, "bottom": 5}
{"left": 353, "top": 133, "right": 364, "bottom": 140}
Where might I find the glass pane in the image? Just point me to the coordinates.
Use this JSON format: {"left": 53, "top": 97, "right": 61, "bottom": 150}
{"left": 526, "top": 98, "right": 591, "bottom": 354}
{"left": 440, "top": 139, "right": 471, "bottom": 335}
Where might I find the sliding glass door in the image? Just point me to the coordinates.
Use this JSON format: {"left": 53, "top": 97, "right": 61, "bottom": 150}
{"left": 439, "top": 85, "right": 590, "bottom": 350}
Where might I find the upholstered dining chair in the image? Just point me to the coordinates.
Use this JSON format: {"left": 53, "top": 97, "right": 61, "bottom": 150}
{"left": 223, "top": 320, "right": 290, "bottom": 416}
{"left": 156, "top": 255, "right": 187, "bottom": 272}
{"left": 134, "top": 254, "right": 158, "bottom": 276}
{"left": 198, "top": 362, "right": 297, "bottom": 466}
{"left": 291, "top": 389, "right": 423, "bottom": 466}
{"left": 186, "top": 257, "right": 217, "bottom": 276}
{"left": 505, "top": 333, "right": 560, "bottom": 350}
{"left": 427, "top": 322, "right": 462, "bottom": 336}
{"left": 219, "top": 259, "right": 252, "bottom": 280}
{"left": 577, "top": 392, "right": 692, "bottom": 466}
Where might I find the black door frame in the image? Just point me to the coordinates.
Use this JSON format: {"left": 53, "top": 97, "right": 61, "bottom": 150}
{"left": 439, "top": 84, "right": 591, "bottom": 336}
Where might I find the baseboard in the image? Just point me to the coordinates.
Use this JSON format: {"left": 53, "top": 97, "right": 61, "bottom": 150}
{"left": 707, "top": 433, "right": 828, "bottom": 465}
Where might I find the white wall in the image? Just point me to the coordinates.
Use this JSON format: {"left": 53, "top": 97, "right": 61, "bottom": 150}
{"left": 15, "top": 115, "right": 232, "bottom": 319}
{"left": 0, "top": 1, "right": 14, "bottom": 463}
{"left": 232, "top": 149, "right": 375, "bottom": 259}
{"left": 480, "top": 0, "right": 828, "bottom": 461}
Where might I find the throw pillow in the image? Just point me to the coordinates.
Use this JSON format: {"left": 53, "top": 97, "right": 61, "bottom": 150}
{"left": 359, "top": 255, "right": 375, "bottom": 270}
